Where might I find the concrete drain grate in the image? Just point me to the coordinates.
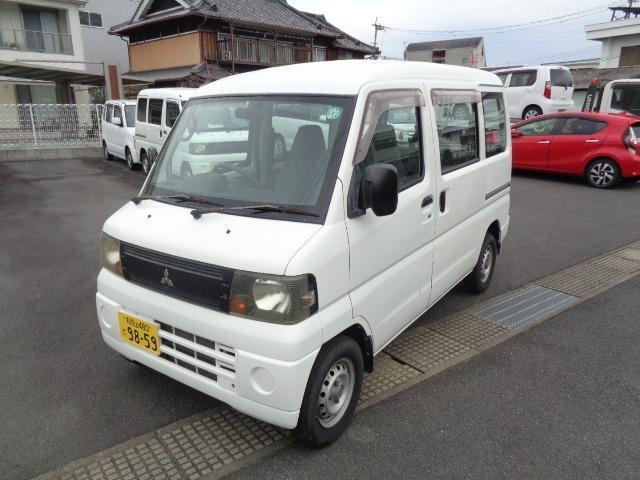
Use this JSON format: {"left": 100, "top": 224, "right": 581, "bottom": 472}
{"left": 472, "top": 285, "right": 578, "bottom": 330}
{"left": 615, "top": 248, "right": 640, "bottom": 263}
{"left": 384, "top": 327, "right": 470, "bottom": 373}
{"left": 428, "top": 311, "right": 510, "bottom": 349}
{"left": 359, "top": 353, "right": 422, "bottom": 404}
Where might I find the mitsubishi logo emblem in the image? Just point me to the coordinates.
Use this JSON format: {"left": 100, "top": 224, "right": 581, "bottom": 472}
{"left": 160, "top": 268, "right": 174, "bottom": 287}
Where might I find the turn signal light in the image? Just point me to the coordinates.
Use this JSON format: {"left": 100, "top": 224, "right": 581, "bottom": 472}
{"left": 229, "top": 296, "right": 248, "bottom": 315}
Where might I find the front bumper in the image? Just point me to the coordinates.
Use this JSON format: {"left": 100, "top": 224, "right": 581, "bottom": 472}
{"left": 96, "top": 270, "right": 322, "bottom": 429}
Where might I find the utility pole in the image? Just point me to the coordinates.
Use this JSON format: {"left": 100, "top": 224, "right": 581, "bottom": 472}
{"left": 372, "top": 17, "right": 386, "bottom": 58}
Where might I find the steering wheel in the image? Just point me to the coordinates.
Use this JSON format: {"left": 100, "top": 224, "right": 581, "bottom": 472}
{"left": 213, "top": 164, "right": 259, "bottom": 187}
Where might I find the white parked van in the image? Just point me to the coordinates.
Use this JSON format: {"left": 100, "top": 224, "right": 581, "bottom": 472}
{"left": 97, "top": 61, "right": 511, "bottom": 447}
{"left": 134, "top": 88, "right": 196, "bottom": 175}
{"left": 494, "top": 65, "right": 574, "bottom": 120}
{"left": 102, "top": 100, "right": 138, "bottom": 170}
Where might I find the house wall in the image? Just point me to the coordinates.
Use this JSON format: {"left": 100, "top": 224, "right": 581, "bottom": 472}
{"left": 406, "top": 44, "right": 485, "bottom": 67}
{"left": 129, "top": 32, "right": 201, "bottom": 72}
{"left": 80, "top": 0, "right": 137, "bottom": 75}
{"left": 0, "top": 0, "right": 86, "bottom": 71}
{"left": 599, "top": 35, "right": 640, "bottom": 68}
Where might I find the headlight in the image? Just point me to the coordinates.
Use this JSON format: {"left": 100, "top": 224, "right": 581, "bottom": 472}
{"left": 100, "top": 232, "right": 123, "bottom": 277}
{"left": 229, "top": 271, "right": 317, "bottom": 324}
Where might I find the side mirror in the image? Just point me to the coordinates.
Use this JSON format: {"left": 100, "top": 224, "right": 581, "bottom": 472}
{"left": 511, "top": 128, "right": 522, "bottom": 138}
{"left": 360, "top": 164, "right": 399, "bottom": 217}
{"left": 112, "top": 117, "right": 122, "bottom": 127}
{"left": 148, "top": 147, "right": 158, "bottom": 164}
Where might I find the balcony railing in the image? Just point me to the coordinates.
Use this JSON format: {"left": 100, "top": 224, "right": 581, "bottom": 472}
{"left": 0, "top": 28, "right": 73, "bottom": 55}
{"left": 217, "top": 35, "right": 312, "bottom": 66}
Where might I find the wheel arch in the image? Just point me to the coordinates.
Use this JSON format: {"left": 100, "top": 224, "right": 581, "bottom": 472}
{"left": 487, "top": 220, "right": 502, "bottom": 253}
{"left": 584, "top": 156, "right": 620, "bottom": 176}
{"left": 522, "top": 104, "right": 542, "bottom": 119}
{"left": 338, "top": 323, "right": 374, "bottom": 373}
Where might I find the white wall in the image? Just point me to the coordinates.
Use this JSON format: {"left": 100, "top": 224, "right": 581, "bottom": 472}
{"left": 405, "top": 43, "right": 486, "bottom": 68}
{"left": 599, "top": 35, "right": 640, "bottom": 68}
{"left": 0, "top": 0, "right": 86, "bottom": 71}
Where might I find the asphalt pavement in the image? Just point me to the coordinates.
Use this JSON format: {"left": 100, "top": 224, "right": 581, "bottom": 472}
{"left": 228, "top": 275, "right": 640, "bottom": 480}
{"left": 0, "top": 157, "right": 639, "bottom": 480}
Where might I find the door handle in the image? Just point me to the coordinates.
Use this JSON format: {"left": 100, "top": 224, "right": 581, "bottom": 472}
{"left": 439, "top": 191, "right": 446, "bottom": 213}
{"left": 585, "top": 139, "right": 600, "bottom": 143}
{"left": 537, "top": 140, "right": 550, "bottom": 144}
{"left": 421, "top": 195, "right": 434, "bottom": 207}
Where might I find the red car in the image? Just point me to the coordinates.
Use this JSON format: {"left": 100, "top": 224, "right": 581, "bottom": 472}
{"left": 511, "top": 112, "right": 640, "bottom": 188}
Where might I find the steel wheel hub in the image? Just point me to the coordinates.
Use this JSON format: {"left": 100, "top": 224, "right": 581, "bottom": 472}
{"left": 589, "top": 162, "right": 614, "bottom": 187}
{"left": 480, "top": 246, "right": 493, "bottom": 283}
{"left": 318, "top": 358, "right": 355, "bottom": 428}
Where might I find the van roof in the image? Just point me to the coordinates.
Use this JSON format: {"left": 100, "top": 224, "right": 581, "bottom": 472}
{"left": 106, "top": 99, "right": 136, "bottom": 106}
{"left": 137, "top": 87, "right": 196, "bottom": 100}
{"left": 494, "top": 65, "right": 570, "bottom": 74}
{"left": 193, "top": 60, "right": 502, "bottom": 98}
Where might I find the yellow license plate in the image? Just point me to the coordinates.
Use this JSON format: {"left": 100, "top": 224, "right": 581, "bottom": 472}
{"left": 118, "top": 312, "right": 161, "bottom": 356}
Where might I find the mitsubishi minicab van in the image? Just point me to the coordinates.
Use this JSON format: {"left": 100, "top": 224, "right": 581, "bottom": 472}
{"left": 97, "top": 60, "right": 511, "bottom": 447}
{"left": 135, "top": 88, "right": 196, "bottom": 175}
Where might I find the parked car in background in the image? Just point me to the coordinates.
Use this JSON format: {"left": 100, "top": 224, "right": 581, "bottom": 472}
{"left": 494, "top": 65, "right": 574, "bottom": 120}
{"left": 511, "top": 112, "right": 640, "bottom": 188}
{"left": 135, "top": 88, "right": 196, "bottom": 175}
{"left": 102, "top": 100, "right": 138, "bottom": 170}
{"left": 597, "top": 79, "right": 640, "bottom": 116}
{"left": 96, "top": 60, "right": 511, "bottom": 447}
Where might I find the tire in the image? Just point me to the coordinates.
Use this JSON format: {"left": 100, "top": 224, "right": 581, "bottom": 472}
{"left": 586, "top": 158, "right": 620, "bottom": 189}
{"left": 522, "top": 106, "right": 542, "bottom": 120}
{"left": 452, "top": 104, "right": 470, "bottom": 121}
{"left": 297, "top": 335, "right": 363, "bottom": 448}
{"left": 180, "top": 162, "right": 193, "bottom": 179}
{"left": 102, "top": 142, "right": 112, "bottom": 161}
{"left": 465, "top": 233, "right": 498, "bottom": 294}
{"left": 126, "top": 148, "right": 138, "bottom": 170}
{"left": 141, "top": 151, "right": 151, "bottom": 176}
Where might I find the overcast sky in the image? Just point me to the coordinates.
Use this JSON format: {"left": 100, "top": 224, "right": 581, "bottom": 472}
{"left": 288, "top": 0, "right": 621, "bottom": 66}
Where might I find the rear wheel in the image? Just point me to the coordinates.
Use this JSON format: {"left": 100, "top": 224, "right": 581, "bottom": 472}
{"left": 141, "top": 151, "right": 151, "bottom": 176}
{"left": 297, "top": 335, "right": 363, "bottom": 448}
{"left": 102, "top": 142, "right": 112, "bottom": 161}
{"left": 465, "top": 233, "right": 497, "bottom": 294}
{"left": 522, "top": 106, "right": 542, "bottom": 120}
{"left": 586, "top": 159, "right": 620, "bottom": 189}
{"left": 126, "top": 148, "right": 138, "bottom": 170}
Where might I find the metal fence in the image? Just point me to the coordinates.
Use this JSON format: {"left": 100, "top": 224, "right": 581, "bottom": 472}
{"left": 0, "top": 104, "right": 104, "bottom": 149}
{"left": 0, "top": 28, "right": 74, "bottom": 55}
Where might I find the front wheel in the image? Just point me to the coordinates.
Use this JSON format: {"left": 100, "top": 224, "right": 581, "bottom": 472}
{"left": 586, "top": 159, "right": 620, "bottom": 189}
{"left": 465, "top": 233, "right": 497, "bottom": 294}
{"left": 141, "top": 151, "right": 151, "bottom": 176}
{"left": 297, "top": 335, "right": 363, "bottom": 448}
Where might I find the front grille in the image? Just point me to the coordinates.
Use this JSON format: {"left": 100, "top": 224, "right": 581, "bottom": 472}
{"left": 120, "top": 243, "right": 233, "bottom": 311}
{"left": 157, "top": 321, "right": 236, "bottom": 383}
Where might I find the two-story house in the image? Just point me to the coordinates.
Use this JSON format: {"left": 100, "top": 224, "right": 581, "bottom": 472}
{"left": 110, "top": 0, "right": 379, "bottom": 87}
{"left": 404, "top": 37, "right": 486, "bottom": 69}
{"left": 0, "top": 0, "right": 90, "bottom": 103}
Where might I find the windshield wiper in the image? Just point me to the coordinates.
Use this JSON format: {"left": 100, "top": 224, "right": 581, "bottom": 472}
{"left": 190, "top": 204, "right": 319, "bottom": 220}
{"left": 131, "top": 194, "right": 223, "bottom": 208}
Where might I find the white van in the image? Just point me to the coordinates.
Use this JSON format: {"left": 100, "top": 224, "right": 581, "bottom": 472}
{"left": 597, "top": 79, "right": 640, "bottom": 116}
{"left": 494, "top": 65, "right": 574, "bottom": 120}
{"left": 97, "top": 61, "right": 511, "bottom": 447}
{"left": 135, "top": 88, "right": 196, "bottom": 174}
{"left": 101, "top": 100, "right": 138, "bottom": 170}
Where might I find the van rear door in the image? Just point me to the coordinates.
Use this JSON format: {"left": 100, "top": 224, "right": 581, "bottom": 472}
{"left": 550, "top": 68, "right": 574, "bottom": 102}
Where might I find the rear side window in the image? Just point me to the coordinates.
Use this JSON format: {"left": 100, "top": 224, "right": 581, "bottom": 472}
{"left": 519, "top": 118, "right": 558, "bottom": 136}
{"left": 509, "top": 71, "right": 537, "bottom": 87}
{"left": 559, "top": 118, "right": 607, "bottom": 135}
{"left": 113, "top": 106, "right": 123, "bottom": 124}
{"left": 551, "top": 69, "right": 573, "bottom": 87}
{"left": 148, "top": 99, "right": 163, "bottom": 125}
{"left": 496, "top": 73, "right": 508, "bottom": 85}
{"left": 105, "top": 104, "right": 113, "bottom": 122}
{"left": 432, "top": 90, "right": 480, "bottom": 174}
{"left": 482, "top": 93, "right": 507, "bottom": 157}
{"left": 166, "top": 101, "right": 180, "bottom": 128}
{"left": 137, "top": 98, "right": 148, "bottom": 122}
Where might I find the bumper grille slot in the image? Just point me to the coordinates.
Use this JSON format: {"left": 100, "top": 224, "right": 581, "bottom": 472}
{"left": 156, "top": 321, "right": 236, "bottom": 384}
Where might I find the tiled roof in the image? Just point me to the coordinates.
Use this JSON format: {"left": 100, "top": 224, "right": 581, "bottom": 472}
{"left": 111, "top": 0, "right": 377, "bottom": 54}
{"left": 406, "top": 36, "right": 483, "bottom": 52}
{"left": 123, "top": 62, "right": 230, "bottom": 83}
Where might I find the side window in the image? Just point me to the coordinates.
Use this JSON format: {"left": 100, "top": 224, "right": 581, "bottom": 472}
{"left": 166, "top": 101, "right": 180, "bottom": 128}
{"left": 351, "top": 89, "right": 426, "bottom": 210}
{"left": 497, "top": 73, "right": 509, "bottom": 85}
{"left": 105, "top": 104, "right": 113, "bottom": 123}
{"left": 519, "top": 118, "right": 558, "bottom": 136}
{"left": 559, "top": 118, "right": 607, "bottom": 135}
{"left": 481, "top": 93, "right": 507, "bottom": 157}
{"left": 113, "top": 106, "right": 123, "bottom": 124}
{"left": 509, "top": 71, "right": 537, "bottom": 88}
{"left": 137, "top": 98, "right": 148, "bottom": 123}
{"left": 432, "top": 90, "right": 480, "bottom": 174}
{"left": 148, "top": 99, "right": 163, "bottom": 125}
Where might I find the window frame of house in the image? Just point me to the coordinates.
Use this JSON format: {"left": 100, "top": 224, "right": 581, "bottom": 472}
{"left": 79, "top": 11, "right": 103, "bottom": 28}
{"left": 432, "top": 49, "right": 446, "bottom": 64}
{"left": 619, "top": 45, "right": 640, "bottom": 67}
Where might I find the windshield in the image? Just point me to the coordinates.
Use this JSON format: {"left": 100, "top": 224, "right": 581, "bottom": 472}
{"left": 124, "top": 105, "right": 136, "bottom": 127}
{"left": 144, "top": 95, "right": 355, "bottom": 221}
{"left": 551, "top": 69, "right": 573, "bottom": 87}
{"left": 611, "top": 85, "right": 640, "bottom": 115}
